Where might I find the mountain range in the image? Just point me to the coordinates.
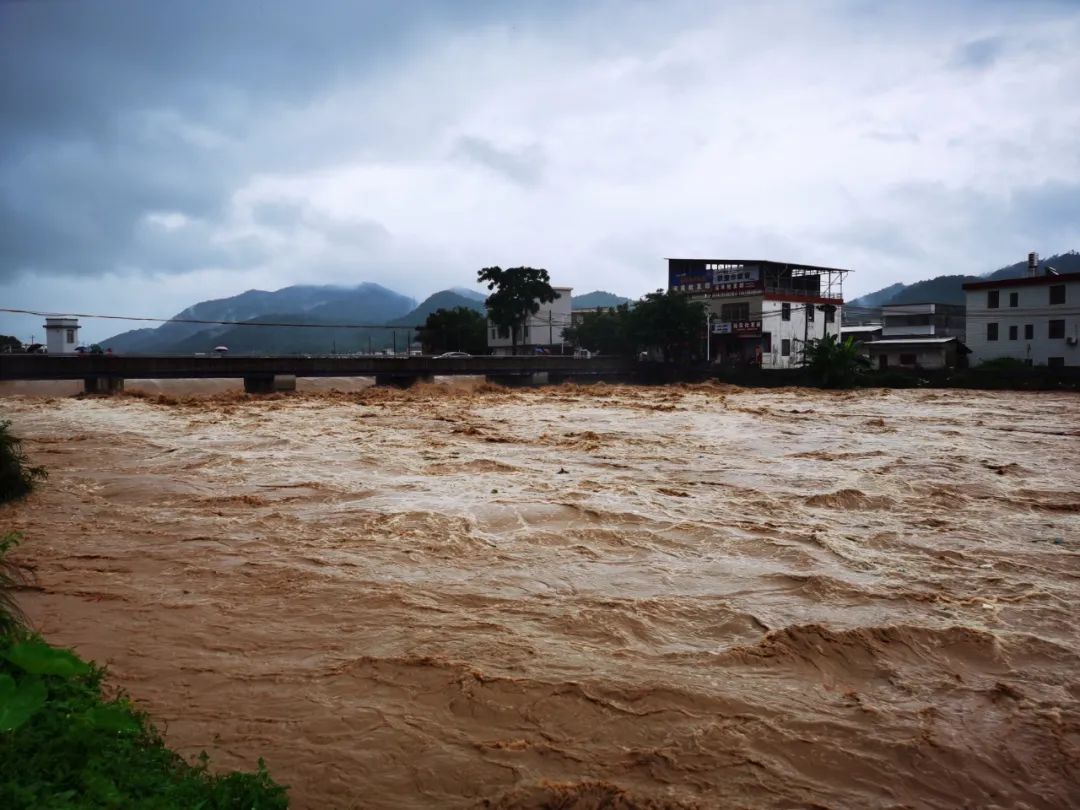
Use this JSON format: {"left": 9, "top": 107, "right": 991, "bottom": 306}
{"left": 102, "top": 285, "right": 628, "bottom": 354}
{"left": 848, "top": 252, "right": 1080, "bottom": 308}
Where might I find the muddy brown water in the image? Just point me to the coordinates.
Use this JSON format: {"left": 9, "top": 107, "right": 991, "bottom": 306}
{"left": 2, "top": 382, "right": 1078, "bottom": 808}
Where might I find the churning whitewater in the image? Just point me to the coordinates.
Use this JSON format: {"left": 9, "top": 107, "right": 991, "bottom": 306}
{"left": 2, "top": 382, "right": 1078, "bottom": 809}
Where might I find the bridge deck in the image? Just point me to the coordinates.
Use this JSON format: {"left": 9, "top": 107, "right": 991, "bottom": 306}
{"left": 0, "top": 354, "right": 635, "bottom": 381}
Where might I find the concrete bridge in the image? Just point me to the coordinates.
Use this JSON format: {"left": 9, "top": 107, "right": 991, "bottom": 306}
{"left": 0, "top": 353, "right": 639, "bottom": 393}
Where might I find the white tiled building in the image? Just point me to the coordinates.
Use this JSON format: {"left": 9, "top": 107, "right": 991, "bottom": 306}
{"left": 487, "top": 287, "right": 573, "bottom": 355}
{"left": 962, "top": 271, "right": 1080, "bottom": 367}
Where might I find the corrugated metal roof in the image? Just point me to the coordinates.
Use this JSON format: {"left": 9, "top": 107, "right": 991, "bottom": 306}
{"left": 867, "top": 337, "right": 959, "bottom": 345}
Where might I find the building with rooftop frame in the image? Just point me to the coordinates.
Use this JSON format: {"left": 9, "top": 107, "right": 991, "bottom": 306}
{"left": 667, "top": 258, "right": 849, "bottom": 369}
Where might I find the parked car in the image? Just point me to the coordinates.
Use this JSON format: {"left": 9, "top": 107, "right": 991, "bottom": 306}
{"left": 434, "top": 351, "right": 472, "bottom": 359}
{"left": 212, "top": 346, "right": 229, "bottom": 356}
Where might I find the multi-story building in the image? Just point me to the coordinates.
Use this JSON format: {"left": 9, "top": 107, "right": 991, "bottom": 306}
{"left": 880, "top": 303, "right": 965, "bottom": 339}
{"left": 864, "top": 302, "right": 969, "bottom": 370}
{"left": 668, "top": 258, "right": 848, "bottom": 368}
{"left": 962, "top": 256, "right": 1079, "bottom": 367}
{"left": 487, "top": 286, "right": 573, "bottom": 355}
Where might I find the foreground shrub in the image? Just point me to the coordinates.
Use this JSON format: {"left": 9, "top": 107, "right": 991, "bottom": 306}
{"left": 0, "top": 421, "right": 46, "bottom": 504}
{"left": 0, "top": 635, "right": 289, "bottom": 809}
{"left": 0, "top": 539, "right": 287, "bottom": 808}
{"left": 0, "top": 533, "right": 28, "bottom": 637}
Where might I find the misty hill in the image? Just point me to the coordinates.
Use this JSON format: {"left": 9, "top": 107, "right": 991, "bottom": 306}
{"left": 448, "top": 287, "right": 487, "bottom": 302}
{"left": 849, "top": 251, "right": 1079, "bottom": 308}
{"left": 103, "top": 283, "right": 415, "bottom": 353}
{"left": 572, "top": 291, "right": 631, "bottom": 309}
{"left": 386, "top": 290, "right": 486, "bottom": 326}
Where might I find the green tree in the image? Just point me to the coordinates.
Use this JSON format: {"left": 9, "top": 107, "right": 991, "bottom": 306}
{"left": 1, "top": 421, "right": 46, "bottom": 505}
{"left": 628, "top": 290, "right": 707, "bottom": 362}
{"left": 0, "top": 336, "right": 20, "bottom": 354}
{"left": 563, "top": 304, "right": 635, "bottom": 356}
{"left": 801, "top": 334, "right": 870, "bottom": 388}
{"left": 477, "top": 266, "right": 557, "bottom": 355}
{"left": 417, "top": 307, "right": 488, "bottom": 355}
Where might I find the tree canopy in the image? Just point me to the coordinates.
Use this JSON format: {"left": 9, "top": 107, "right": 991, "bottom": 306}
{"left": 565, "top": 291, "right": 705, "bottom": 362}
{"left": 0, "top": 336, "right": 21, "bottom": 353}
{"left": 416, "top": 307, "right": 487, "bottom": 355}
{"left": 477, "top": 266, "right": 557, "bottom": 354}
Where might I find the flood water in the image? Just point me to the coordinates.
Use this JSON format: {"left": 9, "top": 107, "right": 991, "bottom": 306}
{"left": 2, "top": 382, "right": 1078, "bottom": 808}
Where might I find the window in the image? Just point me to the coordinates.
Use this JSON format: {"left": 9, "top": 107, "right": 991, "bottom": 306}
{"left": 66, "top": 329, "right": 75, "bottom": 342}
{"left": 1048, "top": 357, "right": 1065, "bottom": 368}
{"left": 497, "top": 325, "right": 510, "bottom": 339}
{"left": 806, "top": 305, "right": 815, "bottom": 322}
{"left": 1049, "top": 285, "right": 1065, "bottom": 305}
{"left": 1009, "top": 325, "right": 1018, "bottom": 340}
{"left": 781, "top": 339, "right": 790, "bottom": 357}
{"left": 762, "top": 332, "right": 772, "bottom": 353}
{"left": 1048, "top": 319, "right": 1065, "bottom": 339}
{"left": 1009, "top": 292, "right": 1018, "bottom": 307}
{"left": 988, "top": 290, "right": 999, "bottom": 308}
{"left": 899, "top": 353, "right": 917, "bottom": 366}
{"left": 720, "top": 302, "right": 750, "bottom": 321}
{"left": 781, "top": 303, "right": 791, "bottom": 321}
{"left": 824, "top": 307, "right": 835, "bottom": 324}
{"left": 987, "top": 323, "right": 998, "bottom": 341}
{"left": 1024, "top": 324, "right": 1034, "bottom": 340}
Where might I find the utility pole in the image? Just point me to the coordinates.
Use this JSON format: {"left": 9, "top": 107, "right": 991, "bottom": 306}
{"left": 392, "top": 330, "right": 397, "bottom": 356}
{"left": 705, "top": 311, "right": 712, "bottom": 363}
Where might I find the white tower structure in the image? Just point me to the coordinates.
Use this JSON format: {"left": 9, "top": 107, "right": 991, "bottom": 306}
{"left": 43, "top": 317, "right": 80, "bottom": 354}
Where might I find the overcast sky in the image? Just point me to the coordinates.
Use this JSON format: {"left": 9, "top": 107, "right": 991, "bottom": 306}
{"left": 2, "top": 0, "right": 1079, "bottom": 342}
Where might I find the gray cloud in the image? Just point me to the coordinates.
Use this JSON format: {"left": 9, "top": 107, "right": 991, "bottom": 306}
{"left": 452, "top": 137, "right": 547, "bottom": 186}
{"left": 0, "top": 0, "right": 1077, "bottom": 331}
{"left": 950, "top": 36, "right": 1007, "bottom": 71}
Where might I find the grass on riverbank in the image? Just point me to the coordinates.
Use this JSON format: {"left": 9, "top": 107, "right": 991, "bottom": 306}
{"left": 2, "top": 451, "right": 288, "bottom": 809}
{"left": 0, "top": 625, "right": 288, "bottom": 808}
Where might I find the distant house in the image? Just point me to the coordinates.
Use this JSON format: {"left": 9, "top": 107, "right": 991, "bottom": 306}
{"left": 840, "top": 324, "right": 882, "bottom": 345}
{"left": 866, "top": 337, "right": 969, "bottom": 370}
{"left": 487, "top": 286, "right": 573, "bottom": 355}
{"left": 962, "top": 254, "right": 1079, "bottom": 367}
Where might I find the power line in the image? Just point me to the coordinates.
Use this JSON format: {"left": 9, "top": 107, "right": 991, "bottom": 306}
{"left": 0, "top": 307, "right": 427, "bottom": 331}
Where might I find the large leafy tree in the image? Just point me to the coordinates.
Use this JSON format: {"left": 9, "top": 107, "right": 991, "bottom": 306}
{"left": 801, "top": 334, "right": 870, "bottom": 388}
{"left": 563, "top": 304, "right": 635, "bottom": 356}
{"left": 417, "top": 307, "right": 487, "bottom": 355}
{"left": 0, "top": 336, "right": 20, "bottom": 353}
{"left": 477, "top": 266, "right": 557, "bottom": 355}
{"left": 628, "top": 290, "right": 707, "bottom": 362}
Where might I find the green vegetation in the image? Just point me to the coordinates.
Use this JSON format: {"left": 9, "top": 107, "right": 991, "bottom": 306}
{"left": 417, "top": 306, "right": 488, "bottom": 355}
{"left": 0, "top": 336, "right": 20, "bottom": 354}
{"left": 0, "top": 630, "right": 288, "bottom": 808}
{"left": 801, "top": 334, "right": 870, "bottom": 388}
{"left": 564, "top": 291, "right": 707, "bottom": 362}
{"left": 477, "top": 266, "right": 558, "bottom": 354}
{"left": 0, "top": 421, "right": 46, "bottom": 505}
{"left": 975, "top": 356, "right": 1031, "bottom": 371}
{"left": 0, "top": 445, "right": 288, "bottom": 807}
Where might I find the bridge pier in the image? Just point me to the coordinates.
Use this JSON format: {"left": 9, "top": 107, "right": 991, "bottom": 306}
{"left": 243, "top": 374, "right": 297, "bottom": 394}
{"left": 486, "top": 373, "right": 542, "bottom": 387}
{"left": 83, "top": 376, "right": 124, "bottom": 395}
{"left": 374, "top": 373, "right": 433, "bottom": 388}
